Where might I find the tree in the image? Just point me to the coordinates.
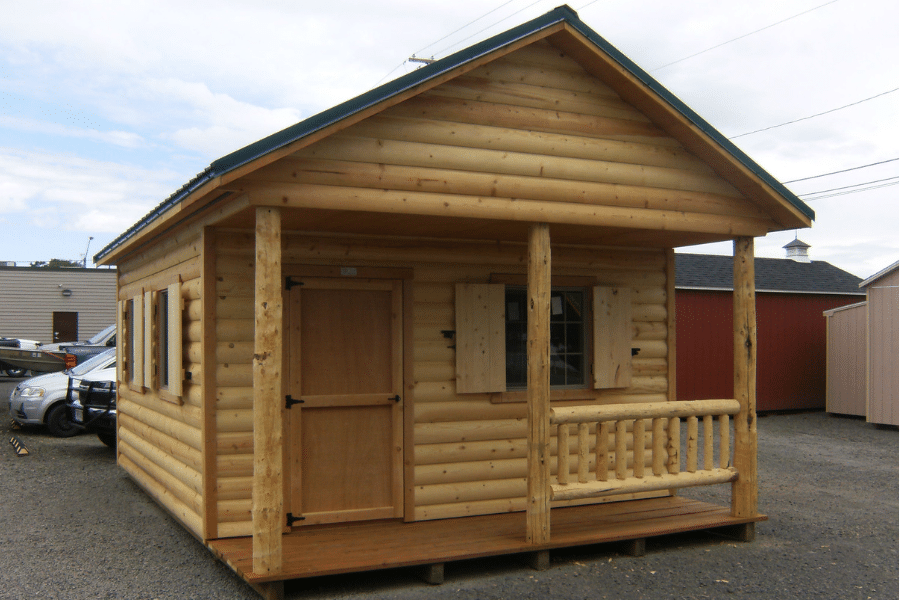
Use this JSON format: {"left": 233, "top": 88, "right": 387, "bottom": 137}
{"left": 29, "top": 258, "right": 83, "bottom": 269}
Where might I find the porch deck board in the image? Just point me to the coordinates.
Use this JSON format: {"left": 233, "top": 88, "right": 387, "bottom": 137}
{"left": 207, "top": 497, "right": 766, "bottom": 584}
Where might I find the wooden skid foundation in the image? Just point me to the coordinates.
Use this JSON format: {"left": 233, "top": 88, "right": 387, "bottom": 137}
{"left": 208, "top": 497, "right": 765, "bottom": 586}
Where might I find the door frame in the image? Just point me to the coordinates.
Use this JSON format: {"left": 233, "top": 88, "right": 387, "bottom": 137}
{"left": 52, "top": 311, "right": 78, "bottom": 343}
{"left": 282, "top": 265, "right": 415, "bottom": 526}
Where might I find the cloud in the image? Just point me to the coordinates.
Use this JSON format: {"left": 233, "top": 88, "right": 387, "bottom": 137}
{"left": 138, "top": 78, "right": 302, "bottom": 157}
{"left": 0, "top": 147, "right": 176, "bottom": 233}
{"left": 0, "top": 115, "right": 145, "bottom": 148}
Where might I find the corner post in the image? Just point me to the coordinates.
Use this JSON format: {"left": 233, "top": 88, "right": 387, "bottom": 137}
{"left": 253, "top": 206, "right": 284, "bottom": 574}
{"left": 526, "top": 223, "right": 551, "bottom": 544}
{"left": 732, "top": 237, "right": 758, "bottom": 525}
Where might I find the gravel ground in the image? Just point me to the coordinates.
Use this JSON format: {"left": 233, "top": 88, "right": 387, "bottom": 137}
{"left": 1, "top": 376, "right": 896, "bottom": 600}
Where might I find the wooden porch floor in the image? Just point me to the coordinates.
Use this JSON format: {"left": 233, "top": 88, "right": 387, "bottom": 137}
{"left": 207, "top": 497, "right": 766, "bottom": 585}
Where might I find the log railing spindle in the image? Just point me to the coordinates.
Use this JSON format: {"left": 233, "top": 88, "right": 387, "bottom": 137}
{"left": 633, "top": 419, "right": 645, "bottom": 479}
{"left": 703, "top": 414, "right": 714, "bottom": 471}
{"left": 557, "top": 424, "right": 570, "bottom": 485}
{"left": 667, "top": 417, "right": 680, "bottom": 475}
{"left": 652, "top": 417, "right": 666, "bottom": 476}
{"left": 615, "top": 421, "right": 628, "bottom": 480}
{"left": 596, "top": 422, "right": 609, "bottom": 482}
{"left": 686, "top": 416, "right": 698, "bottom": 473}
{"left": 577, "top": 423, "right": 590, "bottom": 483}
{"left": 719, "top": 414, "right": 731, "bottom": 468}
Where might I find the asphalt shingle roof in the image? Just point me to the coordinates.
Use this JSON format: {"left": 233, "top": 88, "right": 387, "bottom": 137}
{"left": 676, "top": 253, "right": 865, "bottom": 295}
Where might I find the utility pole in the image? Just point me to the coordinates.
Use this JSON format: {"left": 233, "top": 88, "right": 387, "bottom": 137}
{"left": 408, "top": 56, "right": 436, "bottom": 65}
{"left": 81, "top": 236, "right": 94, "bottom": 268}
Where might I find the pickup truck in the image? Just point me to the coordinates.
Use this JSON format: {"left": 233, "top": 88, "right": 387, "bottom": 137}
{"left": 67, "top": 364, "right": 117, "bottom": 448}
{"left": 0, "top": 325, "right": 116, "bottom": 374}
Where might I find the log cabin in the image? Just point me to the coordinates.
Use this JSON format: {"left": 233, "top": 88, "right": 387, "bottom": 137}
{"left": 94, "top": 6, "right": 814, "bottom": 598}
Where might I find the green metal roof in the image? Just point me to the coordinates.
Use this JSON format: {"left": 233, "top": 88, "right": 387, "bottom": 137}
{"left": 96, "top": 4, "right": 814, "bottom": 263}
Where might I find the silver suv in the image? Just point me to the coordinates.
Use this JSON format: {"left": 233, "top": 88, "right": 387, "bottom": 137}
{"left": 8, "top": 348, "right": 116, "bottom": 437}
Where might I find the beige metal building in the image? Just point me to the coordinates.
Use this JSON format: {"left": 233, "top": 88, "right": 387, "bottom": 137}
{"left": 824, "top": 261, "right": 899, "bottom": 426}
{"left": 862, "top": 263, "right": 899, "bottom": 426}
{"left": 0, "top": 266, "right": 117, "bottom": 342}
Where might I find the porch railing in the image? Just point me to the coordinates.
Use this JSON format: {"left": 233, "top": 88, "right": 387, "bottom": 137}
{"left": 549, "top": 399, "right": 740, "bottom": 502}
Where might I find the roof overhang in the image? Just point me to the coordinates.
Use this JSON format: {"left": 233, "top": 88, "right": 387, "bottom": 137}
{"left": 96, "top": 5, "right": 814, "bottom": 265}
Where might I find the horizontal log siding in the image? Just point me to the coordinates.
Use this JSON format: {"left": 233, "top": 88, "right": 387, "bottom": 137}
{"left": 207, "top": 229, "right": 667, "bottom": 531}
{"left": 410, "top": 256, "right": 667, "bottom": 519}
{"left": 209, "top": 238, "right": 261, "bottom": 537}
{"left": 207, "top": 40, "right": 707, "bottom": 532}
{"left": 238, "top": 40, "right": 774, "bottom": 239}
{"left": 115, "top": 237, "right": 203, "bottom": 537}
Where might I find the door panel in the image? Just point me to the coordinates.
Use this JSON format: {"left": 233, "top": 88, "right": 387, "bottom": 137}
{"left": 300, "top": 405, "right": 394, "bottom": 514}
{"left": 288, "top": 278, "right": 403, "bottom": 526}
{"left": 52, "top": 311, "right": 78, "bottom": 343}
{"left": 300, "top": 287, "right": 394, "bottom": 395}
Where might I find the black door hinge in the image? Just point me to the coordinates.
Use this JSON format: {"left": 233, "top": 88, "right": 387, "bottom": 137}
{"left": 287, "top": 513, "right": 305, "bottom": 527}
{"left": 285, "top": 277, "right": 304, "bottom": 290}
{"left": 285, "top": 395, "right": 304, "bottom": 409}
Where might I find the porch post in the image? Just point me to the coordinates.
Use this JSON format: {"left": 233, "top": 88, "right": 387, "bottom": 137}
{"left": 526, "top": 223, "right": 551, "bottom": 544}
{"left": 253, "top": 206, "right": 284, "bottom": 574}
{"left": 731, "top": 237, "right": 758, "bottom": 525}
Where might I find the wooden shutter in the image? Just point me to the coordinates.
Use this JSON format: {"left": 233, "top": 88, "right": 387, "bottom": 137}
{"left": 455, "top": 283, "right": 506, "bottom": 393}
{"left": 144, "top": 290, "right": 154, "bottom": 389}
{"left": 167, "top": 281, "right": 183, "bottom": 399}
{"left": 116, "top": 300, "right": 126, "bottom": 384}
{"left": 132, "top": 293, "right": 145, "bottom": 389}
{"left": 593, "top": 286, "right": 632, "bottom": 389}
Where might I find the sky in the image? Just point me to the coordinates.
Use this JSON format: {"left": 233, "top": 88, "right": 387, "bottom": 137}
{"left": 0, "top": 0, "right": 897, "bottom": 279}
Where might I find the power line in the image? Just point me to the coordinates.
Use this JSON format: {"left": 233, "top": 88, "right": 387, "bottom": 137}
{"left": 413, "top": 0, "right": 517, "bottom": 59}
{"left": 800, "top": 180, "right": 898, "bottom": 201}
{"left": 374, "top": 0, "right": 542, "bottom": 87}
{"left": 729, "top": 88, "right": 899, "bottom": 139}
{"left": 432, "top": 0, "right": 549, "bottom": 58}
{"left": 783, "top": 159, "right": 899, "bottom": 184}
{"left": 799, "top": 177, "right": 899, "bottom": 197}
{"left": 650, "top": 0, "right": 842, "bottom": 72}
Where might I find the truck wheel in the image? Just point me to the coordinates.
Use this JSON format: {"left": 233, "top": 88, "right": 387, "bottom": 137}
{"left": 97, "top": 432, "right": 116, "bottom": 448}
{"left": 46, "top": 403, "right": 80, "bottom": 438}
{"left": 4, "top": 367, "right": 27, "bottom": 377}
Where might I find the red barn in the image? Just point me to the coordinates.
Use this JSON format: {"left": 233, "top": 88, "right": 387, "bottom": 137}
{"left": 676, "top": 249, "right": 864, "bottom": 411}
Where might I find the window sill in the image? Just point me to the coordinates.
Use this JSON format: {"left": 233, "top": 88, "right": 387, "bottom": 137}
{"left": 490, "top": 388, "right": 600, "bottom": 404}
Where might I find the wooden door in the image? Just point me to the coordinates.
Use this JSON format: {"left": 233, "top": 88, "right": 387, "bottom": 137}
{"left": 52, "top": 312, "right": 78, "bottom": 342}
{"left": 287, "top": 278, "right": 404, "bottom": 526}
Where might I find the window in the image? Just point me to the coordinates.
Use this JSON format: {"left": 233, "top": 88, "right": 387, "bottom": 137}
{"left": 455, "top": 283, "right": 632, "bottom": 395}
{"left": 121, "top": 282, "right": 182, "bottom": 402}
{"left": 158, "top": 289, "right": 169, "bottom": 388}
{"left": 505, "top": 288, "right": 586, "bottom": 389}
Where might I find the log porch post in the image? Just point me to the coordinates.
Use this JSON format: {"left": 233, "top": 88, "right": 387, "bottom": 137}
{"left": 526, "top": 222, "right": 551, "bottom": 544}
{"left": 253, "top": 206, "right": 284, "bottom": 574}
{"left": 731, "top": 236, "right": 758, "bottom": 526}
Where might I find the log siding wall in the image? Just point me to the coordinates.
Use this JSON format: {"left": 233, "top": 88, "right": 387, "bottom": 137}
{"left": 209, "top": 232, "right": 669, "bottom": 534}
{"left": 116, "top": 229, "right": 204, "bottom": 538}
{"left": 239, "top": 40, "right": 776, "bottom": 242}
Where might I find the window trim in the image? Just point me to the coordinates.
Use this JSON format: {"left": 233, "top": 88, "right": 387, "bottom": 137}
{"left": 121, "top": 282, "right": 183, "bottom": 403}
{"left": 455, "top": 280, "right": 632, "bottom": 400}
{"left": 503, "top": 285, "right": 591, "bottom": 391}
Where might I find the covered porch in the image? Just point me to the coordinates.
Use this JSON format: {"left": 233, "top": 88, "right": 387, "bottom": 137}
{"left": 245, "top": 200, "right": 763, "bottom": 596}
{"left": 210, "top": 496, "right": 765, "bottom": 590}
